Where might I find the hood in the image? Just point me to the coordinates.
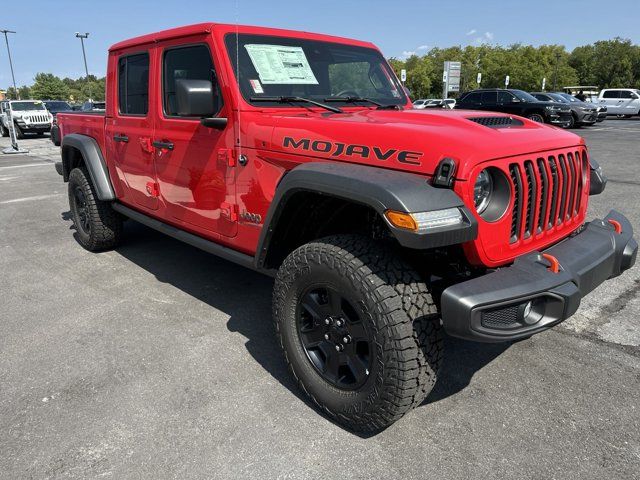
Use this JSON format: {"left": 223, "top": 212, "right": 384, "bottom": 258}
{"left": 249, "top": 108, "right": 584, "bottom": 179}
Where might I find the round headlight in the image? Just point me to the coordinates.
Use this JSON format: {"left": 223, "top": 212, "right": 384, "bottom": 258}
{"left": 474, "top": 169, "right": 493, "bottom": 214}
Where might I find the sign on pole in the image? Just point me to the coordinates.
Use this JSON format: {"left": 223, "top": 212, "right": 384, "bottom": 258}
{"left": 442, "top": 61, "right": 461, "bottom": 99}
{"left": 542, "top": 77, "right": 546, "bottom": 91}
{"left": 400, "top": 69, "right": 406, "bottom": 83}
{"left": 505, "top": 75, "right": 510, "bottom": 87}
{"left": 477, "top": 72, "right": 482, "bottom": 85}
{"left": 2, "top": 104, "right": 28, "bottom": 155}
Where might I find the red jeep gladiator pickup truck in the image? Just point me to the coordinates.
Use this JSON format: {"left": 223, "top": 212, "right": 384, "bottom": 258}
{"left": 53, "top": 22, "right": 637, "bottom": 432}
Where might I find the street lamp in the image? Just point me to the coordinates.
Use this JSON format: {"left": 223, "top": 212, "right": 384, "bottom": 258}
{"left": 75, "top": 32, "right": 91, "bottom": 101}
{"left": 0, "top": 29, "right": 18, "bottom": 99}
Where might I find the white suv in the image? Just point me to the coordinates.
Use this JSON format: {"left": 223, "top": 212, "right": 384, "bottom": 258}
{"left": 598, "top": 88, "right": 640, "bottom": 117}
{"left": 0, "top": 100, "right": 53, "bottom": 138}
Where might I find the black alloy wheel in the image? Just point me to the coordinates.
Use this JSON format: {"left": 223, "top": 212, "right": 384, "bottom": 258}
{"left": 72, "top": 185, "right": 91, "bottom": 236}
{"left": 297, "top": 285, "right": 373, "bottom": 390}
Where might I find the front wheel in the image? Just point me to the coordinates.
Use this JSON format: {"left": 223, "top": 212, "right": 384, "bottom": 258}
{"left": 68, "top": 167, "right": 123, "bottom": 251}
{"left": 15, "top": 123, "right": 25, "bottom": 139}
{"left": 0, "top": 123, "right": 8, "bottom": 137}
{"left": 527, "top": 113, "right": 545, "bottom": 123}
{"left": 273, "top": 235, "right": 443, "bottom": 433}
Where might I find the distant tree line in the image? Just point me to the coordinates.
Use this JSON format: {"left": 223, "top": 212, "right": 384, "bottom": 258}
{"left": 5, "top": 73, "right": 105, "bottom": 102}
{"left": 388, "top": 38, "right": 640, "bottom": 99}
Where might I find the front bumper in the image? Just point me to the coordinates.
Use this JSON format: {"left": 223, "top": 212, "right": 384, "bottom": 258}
{"left": 441, "top": 210, "right": 637, "bottom": 342}
{"left": 548, "top": 111, "right": 572, "bottom": 125}
{"left": 16, "top": 122, "right": 51, "bottom": 132}
{"left": 577, "top": 110, "right": 598, "bottom": 124}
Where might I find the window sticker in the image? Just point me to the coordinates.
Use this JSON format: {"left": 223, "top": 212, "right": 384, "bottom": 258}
{"left": 244, "top": 44, "right": 319, "bottom": 85}
{"left": 249, "top": 79, "right": 264, "bottom": 94}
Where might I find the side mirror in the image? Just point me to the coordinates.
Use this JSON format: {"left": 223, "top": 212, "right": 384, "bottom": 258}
{"left": 176, "top": 79, "right": 216, "bottom": 117}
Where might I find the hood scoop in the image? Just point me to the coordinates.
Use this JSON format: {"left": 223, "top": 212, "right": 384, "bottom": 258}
{"left": 467, "top": 116, "right": 524, "bottom": 128}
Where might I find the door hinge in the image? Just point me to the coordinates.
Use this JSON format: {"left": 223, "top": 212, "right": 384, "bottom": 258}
{"left": 146, "top": 181, "right": 160, "bottom": 197}
{"left": 218, "top": 148, "right": 236, "bottom": 167}
{"left": 220, "top": 202, "right": 239, "bottom": 222}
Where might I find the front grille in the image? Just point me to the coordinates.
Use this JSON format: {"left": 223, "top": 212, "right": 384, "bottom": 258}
{"left": 26, "top": 114, "right": 49, "bottom": 123}
{"left": 467, "top": 116, "right": 524, "bottom": 128}
{"left": 481, "top": 305, "right": 520, "bottom": 329}
{"left": 508, "top": 150, "right": 587, "bottom": 243}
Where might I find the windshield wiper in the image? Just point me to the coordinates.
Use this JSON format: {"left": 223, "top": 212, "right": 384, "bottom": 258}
{"left": 324, "top": 96, "right": 400, "bottom": 110}
{"left": 250, "top": 96, "right": 343, "bottom": 113}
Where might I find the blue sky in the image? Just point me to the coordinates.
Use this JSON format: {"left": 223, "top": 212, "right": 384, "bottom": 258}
{"left": 1, "top": 0, "right": 638, "bottom": 88}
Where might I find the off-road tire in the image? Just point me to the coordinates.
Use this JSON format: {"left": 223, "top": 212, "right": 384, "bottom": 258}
{"left": 68, "top": 167, "right": 123, "bottom": 251}
{"left": 14, "top": 123, "right": 25, "bottom": 139}
{"left": 273, "top": 234, "right": 443, "bottom": 433}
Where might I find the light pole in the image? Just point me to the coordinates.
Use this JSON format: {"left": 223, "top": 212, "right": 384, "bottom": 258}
{"left": 0, "top": 29, "right": 18, "bottom": 99}
{"left": 75, "top": 32, "right": 91, "bottom": 100}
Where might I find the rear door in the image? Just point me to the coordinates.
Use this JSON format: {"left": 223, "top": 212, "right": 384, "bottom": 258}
{"left": 153, "top": 39, "right": 236, "bottom": 238}
{"left": 105, "top": 48, "right": 157, "bottom": 210}
{"left": 479, "top": 91, "right": 498, "bottom": 112}
{"left": 618, "top": 90, "right": 640, "bottom": 115}
{"left": 600, "top": 90, "right": 621, "bottom": 114}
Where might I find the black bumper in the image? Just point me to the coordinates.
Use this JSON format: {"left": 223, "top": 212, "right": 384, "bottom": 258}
{"left": 441, "top": 210, "right": 637, "bottom": 342}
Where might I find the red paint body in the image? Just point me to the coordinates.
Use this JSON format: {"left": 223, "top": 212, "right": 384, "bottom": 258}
{"left": 57, "top": 23, "right": 589, "bottom": 267}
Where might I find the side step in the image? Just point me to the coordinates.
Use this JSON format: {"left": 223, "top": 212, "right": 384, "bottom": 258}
{"left": 112, "top": 203, "right": 273, "bottom": 276}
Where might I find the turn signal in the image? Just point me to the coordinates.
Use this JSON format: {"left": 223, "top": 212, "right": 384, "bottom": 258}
{"left": 385, "top": 211, "right": 417, "bottom": 231}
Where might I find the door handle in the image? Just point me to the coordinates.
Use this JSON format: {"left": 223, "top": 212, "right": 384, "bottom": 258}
{"left": 113, "top": 134, "right": 129, "bottom": 143}
{"left": 152, "top": 140, "right": 174, "bottom": 151}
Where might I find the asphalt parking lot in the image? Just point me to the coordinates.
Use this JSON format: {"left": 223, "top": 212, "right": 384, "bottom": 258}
{"left": 1, "top": 122, "right": 639, "bottom": 480}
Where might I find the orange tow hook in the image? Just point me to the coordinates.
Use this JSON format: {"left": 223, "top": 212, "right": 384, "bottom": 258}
{"left": 542, "top": 253, "right": 561, "bottom": 273}
{"left": 608, "top": 219, "right": 622, "bottom": 234}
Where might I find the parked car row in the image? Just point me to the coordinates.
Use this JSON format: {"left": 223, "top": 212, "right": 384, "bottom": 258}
{"left": 415, "top": 86, "right": 639, "bottom": 128}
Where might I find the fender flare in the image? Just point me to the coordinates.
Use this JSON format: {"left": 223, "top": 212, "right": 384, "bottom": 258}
{"left": 255, "top": 162, "right": 478, "bottom": 269}
{"left": 61, "top": 133, "right": 115, "bottom": 201}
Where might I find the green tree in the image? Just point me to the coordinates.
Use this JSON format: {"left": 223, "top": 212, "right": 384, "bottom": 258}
{"left": 5, "top": 85, "right": 31, "bottom": 100}
{"left": 30, "top": 73, "right": 70, "bottom": 100}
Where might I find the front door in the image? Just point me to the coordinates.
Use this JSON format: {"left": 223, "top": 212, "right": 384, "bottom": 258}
{"left": 153, "top": 40, "right": 236, "bottom": 238}
{"left": 105, "top": 49, "right": 157, "bottom": 210}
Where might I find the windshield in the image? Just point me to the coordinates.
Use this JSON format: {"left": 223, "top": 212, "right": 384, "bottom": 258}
{"left": 225, "top": 34, "right": 407, "bottom": 108}
{"left": 11, "top": 101, "right": 46, "bottom": 111}
{"left": 511, "top": 90, "right": 539, "bottom": 102}
{"left": 45, "top": 101, "right": 72, "bottom": 112}
{"left": 548, "top": 93, "right": 569, "bottom": 103}
{"left": 557, "top": 93, "right": 580, "bottom": 103}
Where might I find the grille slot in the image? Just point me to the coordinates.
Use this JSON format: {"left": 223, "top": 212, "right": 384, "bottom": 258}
{"left": 509, "top": 164, "right": 523, "bottom": 242}
{"left": 507, "top": 150, "right": 587, "bottom": 244}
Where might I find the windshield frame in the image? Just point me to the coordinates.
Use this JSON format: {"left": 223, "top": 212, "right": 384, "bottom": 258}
{"left": 224, "top": 33, "right": 408, "bottom": 109}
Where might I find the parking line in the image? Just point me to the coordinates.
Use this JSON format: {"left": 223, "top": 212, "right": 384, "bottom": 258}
{"left": 0, "top": 194, "right": 64, "bottom": 205}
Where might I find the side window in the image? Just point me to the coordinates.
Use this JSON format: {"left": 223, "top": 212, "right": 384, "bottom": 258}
{"left": 619, "top": 90, "right": 633, "bottom": 99}
{"left": 464, "top": 92, "right": 482, "bottom": 103}
{"left": 118, "top": 53, "right": 149, "bottom": 115}
{"left": 163, "top": 44, "right": 220, "bottom": 117}
{"left": 497, "top": 91, "right": 515, "bottom": 103}
{"left": 481, "top": 91, "right": 497, "bottom": 104}
{"left": 602, "top": 90, "right": 619, "bottom": 99}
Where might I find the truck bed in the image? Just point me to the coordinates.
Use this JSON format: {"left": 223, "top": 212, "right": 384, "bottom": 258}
{"left": 57, "top": 112, "right": 107, "bottom": 153}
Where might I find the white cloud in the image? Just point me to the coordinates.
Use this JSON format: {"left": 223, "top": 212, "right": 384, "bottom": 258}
{"left": 472, "top": 32, "right": 495, "bottom": 44}
{"left": 401, "top": 50, "right": 416, "bottom": 59}
{"left": 417, "top": 45, "right": 430, "bottom": 50}
{"left": 484, "top": 31, "right": 494, "bottom": 41}
{"left": 466, "top": 29, "right": 477, "bottom": 36}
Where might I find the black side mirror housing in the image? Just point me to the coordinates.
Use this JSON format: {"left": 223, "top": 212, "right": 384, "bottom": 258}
{"left": 176, "top": 79, "right": 216, "bottom": 117}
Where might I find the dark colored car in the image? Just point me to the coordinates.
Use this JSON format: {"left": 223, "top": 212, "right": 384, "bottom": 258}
{"left": 81, "top": 101, "right": 106, "bottom": 112}
{"left": 596, "top": 105, "right": 607, "bottom": 122}
{"left": 43, "top": 100, "right": 73, "bottom": 119}
{"left": 455, "top": 88, "right": 572, "bottom": 127}
{"left": 531, "top": 92, "right": 597, "bottom": 128}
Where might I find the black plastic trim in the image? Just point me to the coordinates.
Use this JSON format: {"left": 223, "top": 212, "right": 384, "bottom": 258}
{"left": 61, "top": 134, "right": 115, "bottom": 201}
{"left": 112, "top": 203, "right": 267, "bottom": 275}
{"left": 441, "top": 210, "right": 637, "bottom": 342}
{"left": 589, "top": 158, "right": 607, "bottom": 195}
{"left": 256, "top": 162, "right": 478, "bottom": 268}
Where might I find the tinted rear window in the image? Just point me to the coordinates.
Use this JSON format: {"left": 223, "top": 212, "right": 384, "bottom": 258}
{"left": 118, "top": 53, "right": 149, "bottom": 115}
{"left": 602, "top": 90, "right": 620, "bottom": 99}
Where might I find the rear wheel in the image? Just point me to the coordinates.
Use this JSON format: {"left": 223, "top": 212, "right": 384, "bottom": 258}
{"left": 0, "top": 123, "right": 8, "bottom": 137}
{"left": 527, "top": 113, "right": 545, "bottom": 123}
{"left": 273, "top": 235, "right": 443, "bottom": 433}
{"left": 68, "top": 167, "right": 123, "bottom": 251}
